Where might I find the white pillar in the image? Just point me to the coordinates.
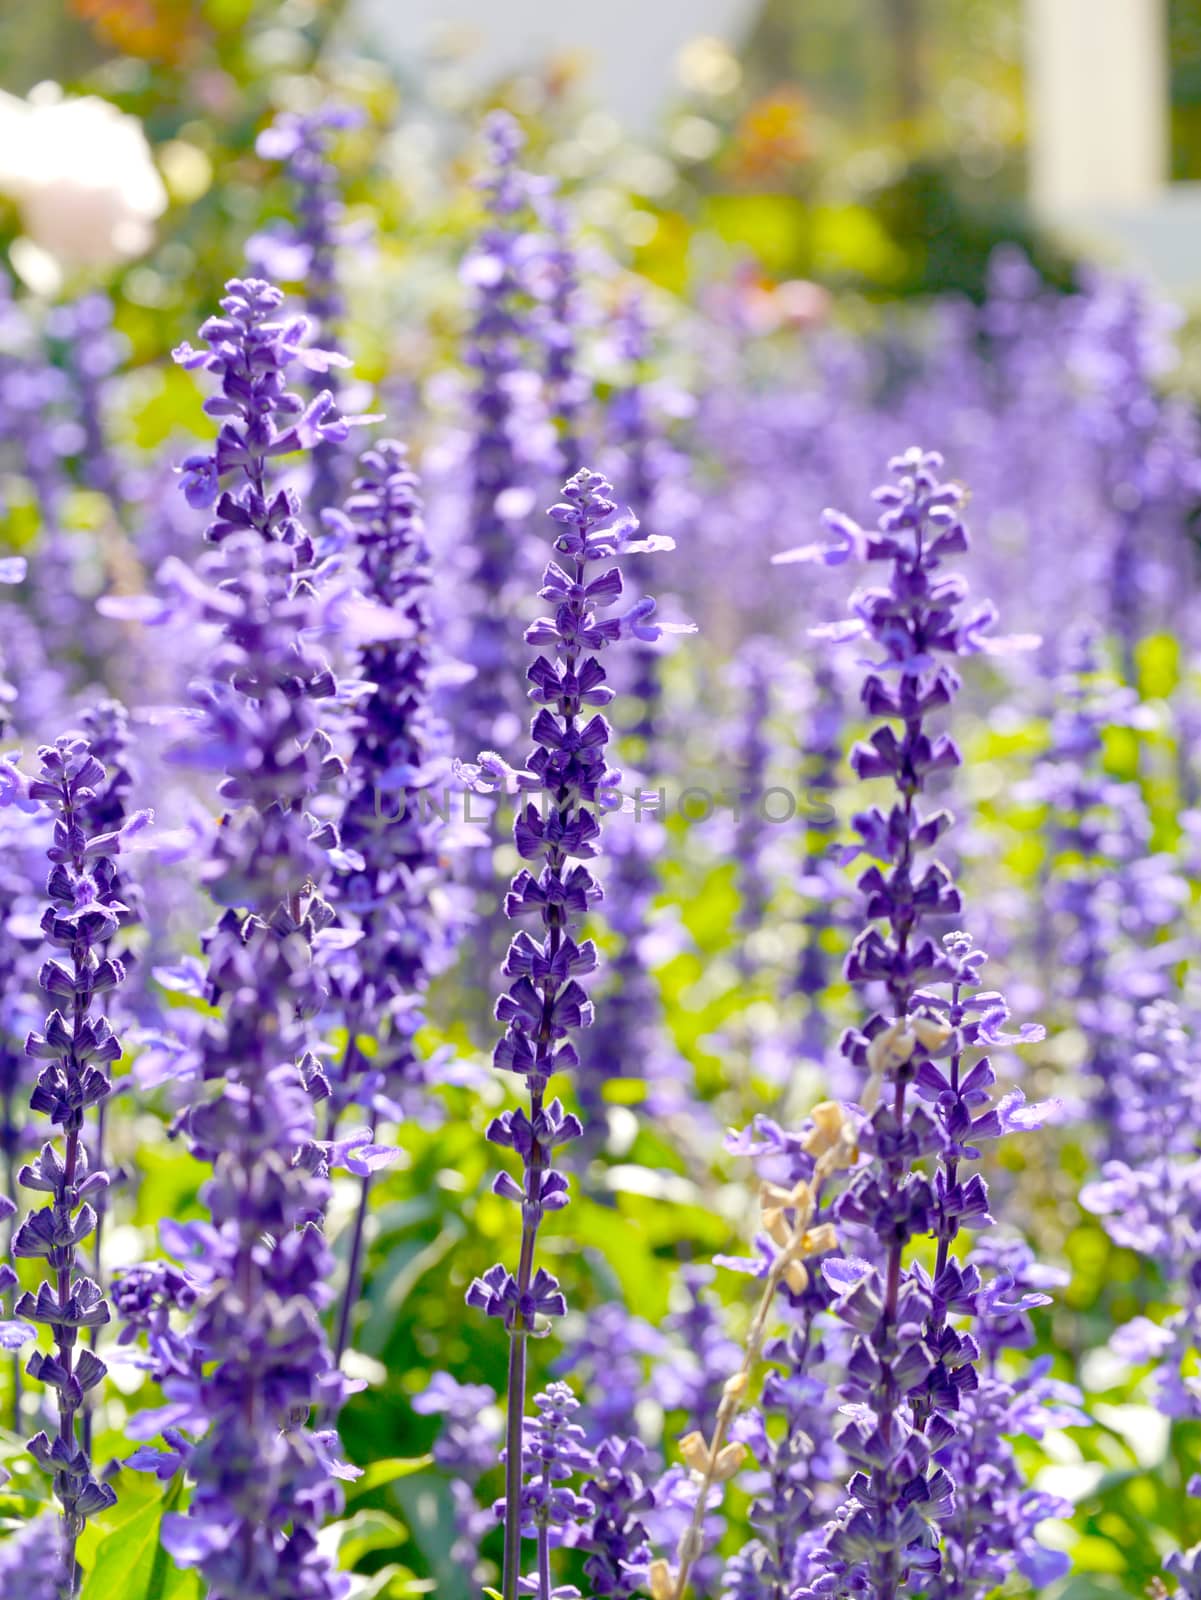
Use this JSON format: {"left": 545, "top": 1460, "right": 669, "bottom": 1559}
{"left": 1026, "top": 0, "right": 1168, "bottom": 214}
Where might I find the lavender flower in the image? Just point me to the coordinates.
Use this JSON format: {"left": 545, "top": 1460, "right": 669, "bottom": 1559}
{"left": 153, "top": 278, "right": 368, "bottom": 1598}
{"left": 0, "top": 795, "right": 43, "bottom": 1220}
{"left": 921, "top": 1235, "right": 1082, "bottom": 1599}
{"left": 255, "top": 107, "right": 365, "bottom": 342}
{"left": 112, "top": 1254, "right": 204, "bottom": 1481}
{"left": 496, "top": 1380, "right": 593, "bottom": 1589}
{"left": 579, "top": 298, "right": 691, "bottom": 1119}
{"left": 0, "top": 291, "right": 95, "bottom": 673}
{"left": 77, "top": 700, "right": 141, "bottom": 1296}
{"left": 253, "top": 106, "right": 369, "bottom": 512}
{"left": 457, "top": 111, "right": 551, "bottom": 751}
{"left": 413, "top": 1371, "right": 504, "bottom": 1568}
{"left": 0, "top": 1512, "right": 65, "bottom": 1600}
{"left": 533, "top": 196, "right": 587, "bottom": 477}
{"left": 730, "top": 641, "right": 779, "bottom": 958}
{"left": 172, "top": 276, "right": 368, "bottom": 536}
{"left": 776, "top": 449, "right": 1048, "bottom": 1598}
{"left": 321, "top": 439, "right": 467, "bottom": 1362}
{"left": 582, "top": 1436, "right": 658, "bottom": 1599}
{"left": 557, "top": 1301, "right": 665, "bottom": 1445}
{"left": 324, "top": 440, "right": 464, "bottom": 1121}
{"left": 1032, "top": 631, "right": 1183, "bottom": 1146}
{"left": 1070, "top": 273, "right": 1201, "bottom": 678}
{"left": 44, "top": 293, "right": 129, "bottom": 512}
{"left": 466, "top": 467, "right": 686, "bottom": 1599}
{"left": 1082, "top": 1001, "right": 1201, "bottom": 1443}
{"left": 605, "top": 291, "right": 692, "bottom": 754}
{"left": 111, "top": 1257, "right": 198, "bottom": 1389}
{"left": 14, "top": 734, "right": 134, "bottom": 1587}
{"left": 795, "top": 664, "right": 844, "bottom": 1066}
{"left": 655, "top": 1106, "right": 857, "bottom": 1599}
{"left": 717, "top": 1126, "right": 852, "bottom": 1597}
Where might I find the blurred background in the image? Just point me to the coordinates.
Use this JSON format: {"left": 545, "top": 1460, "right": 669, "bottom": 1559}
{"left": 7, "top": 0, "right": 1201, "bottom": 302}
{"left": 4, "top": 0, "right": 1201, "bottom": 315}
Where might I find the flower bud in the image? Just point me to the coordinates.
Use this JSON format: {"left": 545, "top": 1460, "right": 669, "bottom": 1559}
{"left": 866, "top": 1018, "right": 916, "bottom": 1076}
{"left": 711, "top": 1441, "right": 748, "bottom": 1482}
{"left": 649, "top": 1560, "right": 675, "bottom": 1600}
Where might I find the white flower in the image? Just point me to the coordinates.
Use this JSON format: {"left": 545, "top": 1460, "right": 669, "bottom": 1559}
{"left": 0, "top": 84, "right": 167, "bottom": 274}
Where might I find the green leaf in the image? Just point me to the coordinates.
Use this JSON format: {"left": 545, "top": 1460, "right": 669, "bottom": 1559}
{"left": 335, "top": 1508, "right": 409, "bottom": 1569}
{"left": 348, "top": 1567, "right": 431, "bottom": 1600}
{"left": 349, "top": 1454, "right": 433, "bottom": 1496}
{"left": 79, "top": 1475, "right": 200, "bottom": 1600}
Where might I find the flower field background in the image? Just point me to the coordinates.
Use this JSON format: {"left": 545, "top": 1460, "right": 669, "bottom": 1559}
{"left": 0, "top": 6, "right": 1200, "bottom": 1599}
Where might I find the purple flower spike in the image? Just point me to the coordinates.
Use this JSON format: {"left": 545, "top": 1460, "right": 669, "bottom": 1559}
{"left": 779, "top": 451, "right": 1061, "bottom": 1599}
{"left": 13, "top": 734, "right": 129, "bottom": 1588}
{"left": 467, "top": 468, "right": 684, "bottom": 1600}
{"left": 143, "top": 278, "right": 367, "bottom": 1600}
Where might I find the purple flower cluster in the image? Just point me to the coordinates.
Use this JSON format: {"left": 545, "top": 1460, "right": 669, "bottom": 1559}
{"left": 253, "top": 105, "right": 369, "bottom": 512}
{"left": 1082, "top": 1001, "right": 1201, "bottom": 1443}
{"left": 795, "top": 663, "right": 845, "bottom": 1066}
{"left": 457, "top": 111, "right": 551, "bottom": 749}
{"left": 413, "top": 1370, "right": 504, "bottom": 1567}
{"left": 497, "top": 1380, "right": 593, "bottom": 1586}
{"left": 712, "top": 1112, "right": 851, "bottom": 1593}
{"left": 777, "top": 450, "right": 1051, "bottom": 1597}
{"left": 1033, "top": 632, "right": 1183, "bottom": 1146}
{"left": 921, "top": 1235, "right": 1083, "bottom": 1599}
{"left": 147, "top": 279, "right": 366, "bottom": 1598}
{"left": 174, "top": 276, "right": 367, "bottom": 529}
{"left": 11, "top": 735, "right": 137, "bottom": 1586}
{"left": 320, "top": 438, "right": 467, "bottom": 1360}
{"left": 532, "top": 196, "right": 587, "bottom": 478}
{"left": 324, "top": 439, "right": 464, "bottom": 1119}
{"left": 255, "top": 106, "right": 366, "bottom": 343}
{"left": 581, "top": 1436, "right": 658, "bottom": 1599}
{"left": 466, "top": 467, "right": 683, "bottom": 1598}
{"left": 1070, "top": 274, "right": 1201, "bottom": 678}
{"left": 0, "top": 1512, "right": 65, "bottom": 1600}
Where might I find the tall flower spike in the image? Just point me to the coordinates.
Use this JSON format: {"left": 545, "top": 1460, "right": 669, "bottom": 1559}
{"left": 921, "top": 1233, "right": 1083, "bottom": 1598}
{"left": 321, "top": 440, "right": 468, "bottom": 1365}
{"left": 494, "top": 1380, "right": 593, "bottom": 1593}
{"left": 253, "top": 106, "right": 370, "bottom": 514}
{"left": 75, "top": 698, "right": 142, "bottom": 1454}
{"left": 776, "top": 449, "right": 1048, "bottom": 1599}
{"left": 154, "top": 278, "right": 365, "bottom": 1600}
{"left": 465, "top": 468, "right": 688, "bottom": 1600}
{"left": 172, "top": 275, "right": 374, "bottom": 542}
{"left": 324, "top": 440, "right": 465, "bottom": 1120}
{"left": 533, "top": 194, "right": 588, "bottom": 478}
{"left": 14, "top": 734, "right": 136, "bottom": 1590}
{"left": 457, "top": 111, "right": 552, "bottom": 751}
{"left": 578, "top": 294, "right": 691, "bottom": 1124}
{"left": 1032, "top": 630, "right": 1181, "bottom": 1151}
{"left": 1070, "top": 273, "right": 1201, "bottom": 680}
{"left": 716, "top": 1119, "right": 854, "bottom": 1596}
